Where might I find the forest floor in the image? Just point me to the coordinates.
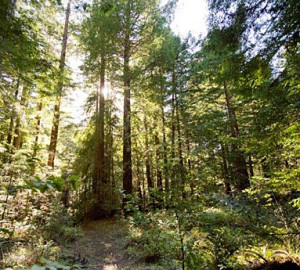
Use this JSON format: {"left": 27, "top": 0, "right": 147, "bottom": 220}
{"left": 64, "top": 218, "right": 158, "bottom": 270}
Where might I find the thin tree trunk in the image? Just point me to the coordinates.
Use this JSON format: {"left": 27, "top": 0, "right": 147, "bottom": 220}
{"left": 175, "top": 92, "right": 185, "bottom": 195}
{"left": 159, "top": 72, "right": 169, "bottom": 193}
{"left": 13, "top": 86, "right": 28, "bottom": 149}
{"left": 106, "top": 99, "right": 112, "bottom": 192}
{"left": 97, "top": 55, "right": 106, "bottom": 186}
{"left": 48, "top": 0, "right": 71, "bottom": 168}
{"left": 144, "top": 116, "right": 153, "bottom": 190}
{"left": 136, "top": 160, "right": 143, "bottom": 208}
{"left": 154, "top": 125, "right": 163, "bottom": 191}
{"left": 161, "top": 105, "right": 169, "bottom": 192}
{"left": 3, "top": 81, "right": 20, "bottom": 163}
{"left": 7, "top": 81, "right": 20, "bottom": 146}
{"left": 111, "top": 127, "right": 115, "bottom": 194}
{"left": 32, "top": 102, "right": 43, "bottom": 159}
{"left": 249, "top": 154, "right": 254, "bottom": 177}
{"left": 171, "top": 69, "right": 176, "bottom": 190}
{"left": 185, "top": 135, "right": 194, "bottom": 194}
{"left": 93, "top": 81, "right": 100, "bottom": 194}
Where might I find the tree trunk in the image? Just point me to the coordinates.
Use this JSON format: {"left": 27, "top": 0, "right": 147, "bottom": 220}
{"left": 159, "top": 73, "right": 169, "bottom": 193}
{"left": 223, "top": 81, "right": 250, "bottom": 191}
{"left": 249, "top": 154, "right": 254, "bottom": 177}
{"left": 32, "top": 102, "right": 43, "bottom": 159}
{"left": 185, "top": 135, "right": 194, "bottom": 194}
{"left": 154, "top": 125, "right": 163, "bottom": 191}
{"left": 13, "top": 86, "right": 28, "bottom": 149}
{"left": 221, "top": 143, "right": 232, "bottom": 194}
{"left": 175, "top": 92, "right": 185, "bottom": 195}
{"left": 136, "top": 160, "right": 143, "bottom": 209}
{"left": 7, "top": 81, "right": 20, "bottom": 146}
{"left": 171, "top": 70, "right": 176, "bottom": 190}
{"left": 3, "top": 81, "right": 20, "bottom": 163}
{"left": 122, "top": 21, "right": 133, "bottom": 194}
{"left": 161, "top": 105, "right": 169, "bottom": 192}
{"left": 47, "top": 0, "right": 71, "bottom": 168}
{"left": 97, "top": 55, "right": 106, "bottom": 186}
{"left": 144, "top": 116, "right": 153, "bottom": 190}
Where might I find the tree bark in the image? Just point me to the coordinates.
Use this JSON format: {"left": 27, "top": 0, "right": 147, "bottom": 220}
{"left": 144, "top": 116, "right": 153, "bottom": 190}
{"left": 7, "top": 80, "right": 20, "bottom": 146}
{"left": 3, "top": 80, "right": 19, "bottom": 163}
{"left": 171, "top": 69, "right": 176, "bottom": 190}
{"left": 122, "top": 23, "right": 133, "bottom": 194}
{"left": 221, "top": 143, "right": 232, "bottom": 194}
{"left": 97, "top": 55, "right": 106, "bottom": 185}
{"left": 13, "top": 85, "right": 28, "bottom": 149}
{"left": 249, "top": 154, "right": 254, "bottom": 177}
{"left": 48, "top": 0, "right": 71, "bottom": 168}
{"left": 32, "top": 102, "right": 43, "bottom": 159}
{"left": 154, "top": 124, "right": 163, "bottom": 191}
{"left": 159, "top": 73, "right": 169, "bottom": 193}
{"left": 223, "top": 81, "right": 250, "bottom": 191}
{"left": 175, "top": 92, "right": 185, "bottom": 195}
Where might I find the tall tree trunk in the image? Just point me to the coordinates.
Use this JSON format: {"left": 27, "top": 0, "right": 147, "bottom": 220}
{"left": 106, "top": 99, "right": 112, "bottom": 193}
{"left": 175, "top": 92, "right": 185, "bottom": 195}
{"left": 7, "top": 81, "right": 20, "bottom": 146}
{"left": 161, "top": 105, "right": 169, "bottom": 192}
{"left": 171, "top": 69, "right": 176, "bottom": 190}
{"left": 159, "top": 73, "right": 169, "bottom": 193}
{"left": 97, "top": 55, "right": 106, "bottom": 185}
{"left": 136, "top": 160, "right": 143, "bottom": 209}
{"left": 47, "top": 0, "right": 71, "bottom": 168}
{"left": 223, "top": 81, "right": 250, "bottom": 191}
{"left": 3, "top": 80, "right": 20, "bottom": 163}
{"left": 13, "top": 85, "right": 28, "bottom": 149}
{"left": 249, "top": 154, "right": 254, "bottom": 177}
{"left": 122, "top": 27, "right": 133, "bottom": 195}
{"left": 154, "top": 125, "right": 163, "bottom": 191}
{"left": 32, "top": 102, "right": 43, "bottom": 159}
{"left": 110, "top": 125, "right": 115, "bottom": 195}
{"left": 185, "top": 135, "right": 194, "bottom": 194}
{"left": 92, "top": 81, "right": 100, "bottom": 194}
{"left": 144, "top": 116, "right": 153, "bottom": 190}
{"left": 221, "top": 143, "right": 232, "bottom": 194}
{"left": 92, "top": 56, "right": 107, "bottom": 217}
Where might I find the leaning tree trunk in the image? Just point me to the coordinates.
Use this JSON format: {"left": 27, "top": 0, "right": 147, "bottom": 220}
{"left": 48, "top": 0, "right": 71, "bottom": 168}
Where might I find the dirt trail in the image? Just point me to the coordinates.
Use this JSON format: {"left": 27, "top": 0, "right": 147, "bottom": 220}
{"left": 69, "top": 218, "right": 153, "bottom": 270}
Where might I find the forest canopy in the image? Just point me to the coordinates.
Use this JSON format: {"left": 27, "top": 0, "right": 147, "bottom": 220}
{"left": 0, "top": 0, "right": 299, "bottom": 269}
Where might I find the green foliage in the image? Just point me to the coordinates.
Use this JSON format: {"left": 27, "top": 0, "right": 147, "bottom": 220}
{"left": 125, "top": 191, "right": 300, "bottom": 269}
{"left": 44, "top": 206, "right": 82, "bottom": 244}
{"left": 30, "top": 259, "right": 81, "bottom": 270}
{"left": 24, "top": 176, "right": 64, "bottom": 193}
